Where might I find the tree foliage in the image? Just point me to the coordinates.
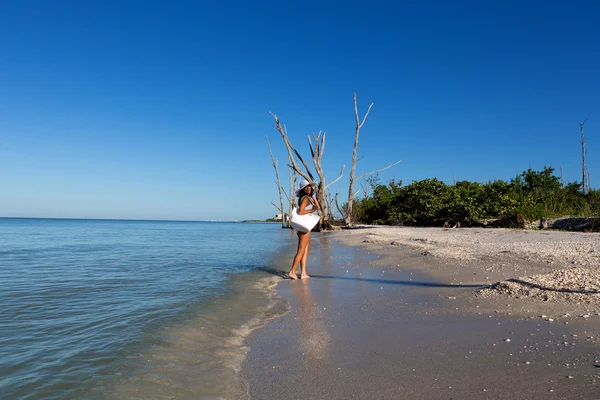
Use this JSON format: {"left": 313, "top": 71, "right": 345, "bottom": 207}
{"left": 353, "top": 167, "right": 600, "bottom": 227}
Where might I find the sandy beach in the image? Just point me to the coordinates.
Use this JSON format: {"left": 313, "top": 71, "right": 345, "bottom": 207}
{"left": 342, "top": 226, "right": 600, "bottom": 325}
{"left": 241, "top": 227, "right": 600, "bottom": 399}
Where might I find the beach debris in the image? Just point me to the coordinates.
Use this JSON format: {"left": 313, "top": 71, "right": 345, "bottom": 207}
{"left": 477, "top": 267, "right": 600, "bottom": 306}
{"left": 504, "top": 338, "right": 511, "bottom": 342}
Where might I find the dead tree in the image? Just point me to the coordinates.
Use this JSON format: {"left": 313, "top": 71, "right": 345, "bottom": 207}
{"left": 309, "top": 131, "right": 345, "bottom": 225}
{"left": 270, "top": 112, "right": 344, "bottom": 229}
{"left": 560, "top": 165, "right": 564, "bottom": 187}
{"left": 345, "top": 94, "right": 373, "bottom": 225}
{"left": 344, "top": 94, "right": 402, "bottom": 225}
{"left": 586, "top": 168, "right": 590, "bottom": 191}
{"left": 266, "top": 135, "right": 286, "bottom": 228}
{"left": 580, "top": 120, "right": 588, "bottom": 194}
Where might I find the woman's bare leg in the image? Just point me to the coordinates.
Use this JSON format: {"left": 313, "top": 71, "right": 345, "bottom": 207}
{"left": 300, "top": 240, "right": 310, "bottom": 279}
{"left": 289, "top": 232, "right": 310, "bottom": 279}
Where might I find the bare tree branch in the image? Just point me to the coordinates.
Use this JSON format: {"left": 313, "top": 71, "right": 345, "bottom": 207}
{"left": 319, "top": 131, "right": 325, "bottom": 163}
{"left": 266, "top": 134, "right": 286, "bottom": 228}
{"left": 326, "top": 191, "right": 335, "bottom": 221}
{"left": 360, "top": 181, "right": 370, "bottom": 198}
{"left": 287, "top": 166, "right": 296, "bottom": 228}
{"left": 309, "top": 132, "right": 325, "bottom": 165}
{"left": 358, "top": 103, "right": 373, "bottom": 129}
{"left": 325, "top": 165, "right": 346, "bottom": 189}
{"left": 308, "top": 135, "right": 316, "bottom": 160}
{"left": 311, "top": 132, "right": 321, "bottom": 157}
{"left": 354, "top": 96, "right": 360, "bottom": 126}
{"left": 353, "top": 92, "right": 374, "bottom": 128}
{"left": 270, "top": 112, "right": 314, "bottom": 184}
{"left": 281, "top": 186, "right": 290, "bottom": 203}
{"left": 293, "top": 149, "right": 315, "bottom": 181}
{"left": 334, "top": 193, "right": 346, "bottom": 218}
{"left": 356, "top": 160, "right": 402, "bottom": 181}
{"left": 270, "top": 201, "right": 282, "bottom": 213}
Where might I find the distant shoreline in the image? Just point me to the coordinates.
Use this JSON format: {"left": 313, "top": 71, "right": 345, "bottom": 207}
{"left": 241, "top": 219, "right": 281, "bottom": 223}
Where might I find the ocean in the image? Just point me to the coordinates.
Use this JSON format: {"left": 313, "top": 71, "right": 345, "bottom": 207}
{"left": 0, "top": 218, "right": 294, "bottom": 399}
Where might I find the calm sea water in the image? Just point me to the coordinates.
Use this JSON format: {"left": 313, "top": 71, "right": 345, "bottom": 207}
{"left": 0, "top": 218, "right": 292, "bottom": 400}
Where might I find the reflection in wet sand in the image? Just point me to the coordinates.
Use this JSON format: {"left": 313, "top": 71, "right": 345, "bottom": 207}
{"left": 291, "top": 281, "right": 331, "bottom": 360}
{"left": 318, "top": 233, "right": 332, "bottom": 264}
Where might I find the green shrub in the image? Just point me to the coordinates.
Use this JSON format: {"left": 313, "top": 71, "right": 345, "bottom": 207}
{"left": 353, "top": 167, "right": 597, "bottom": 226}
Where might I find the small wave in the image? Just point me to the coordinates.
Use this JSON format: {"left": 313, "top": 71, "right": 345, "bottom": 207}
{"left": 108, "top": 272, "right": 289, "bottom": 400}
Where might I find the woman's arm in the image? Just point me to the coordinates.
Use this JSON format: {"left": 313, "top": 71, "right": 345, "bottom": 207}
{"left": 311, "top": 193, "right": 321, "bottom": 210}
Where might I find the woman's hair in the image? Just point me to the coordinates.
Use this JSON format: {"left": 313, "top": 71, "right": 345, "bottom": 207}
{"left": 297, "top": 185, "right": 311, "bottom": 206}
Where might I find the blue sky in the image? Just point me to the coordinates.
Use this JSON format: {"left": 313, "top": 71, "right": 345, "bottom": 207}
{"left": 1, "top": 1, "right": 599, "bottom": 220}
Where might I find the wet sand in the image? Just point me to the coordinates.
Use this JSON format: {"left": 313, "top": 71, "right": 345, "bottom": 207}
{"left": 241, "top": 229, "right": 599, "bottom": 399}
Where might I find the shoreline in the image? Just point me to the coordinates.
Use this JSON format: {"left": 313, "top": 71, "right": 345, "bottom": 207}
{"left": 109, "top": 270, "right": 290, "bottom": 400}
{"left": 241, "top": 227, "right": 599, "bottom": 399}
{"left": 106, "top": 235, "right": 298, "bottom": 400}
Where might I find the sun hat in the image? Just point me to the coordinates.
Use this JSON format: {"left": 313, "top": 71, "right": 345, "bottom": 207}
{"left": 295, "top": 179, "right": 315, "bottom": 196}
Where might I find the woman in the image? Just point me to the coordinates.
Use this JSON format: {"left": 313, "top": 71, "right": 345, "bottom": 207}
{"left": 288, "top": 179, "right": 321, "bottom": 280}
